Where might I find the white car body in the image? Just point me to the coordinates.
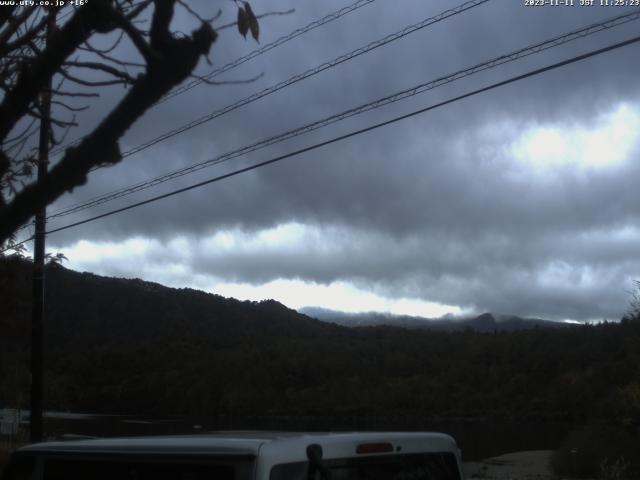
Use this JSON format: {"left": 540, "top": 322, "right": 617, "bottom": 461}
{"left": 3, "top": 431, "right": 463, "bottom": 479}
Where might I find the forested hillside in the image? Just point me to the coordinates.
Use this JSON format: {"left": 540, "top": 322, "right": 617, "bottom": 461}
{"left": 1, "top": 257, "right": 639, "bottom": 425}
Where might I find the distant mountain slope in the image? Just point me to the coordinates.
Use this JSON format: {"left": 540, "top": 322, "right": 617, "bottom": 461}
{"left": 42, "top": 263, "right": 348, "bottom": 351}
{"left": 0, "top": 258, "right": 348, "bottom": 348}
{"left": 2, "top": 257, "right": 638, "bottom": 423}
{"left": 300, "top": 307, "right": 571, "bottom": 331}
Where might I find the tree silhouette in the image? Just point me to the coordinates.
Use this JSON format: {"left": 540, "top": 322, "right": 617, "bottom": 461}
{"left": 0, "top": 0, "right": 260, "bottom": 246}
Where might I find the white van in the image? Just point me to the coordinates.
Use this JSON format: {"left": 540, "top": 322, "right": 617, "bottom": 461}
{"left": 2, "top": 431, "right": 463, "bottom": 480}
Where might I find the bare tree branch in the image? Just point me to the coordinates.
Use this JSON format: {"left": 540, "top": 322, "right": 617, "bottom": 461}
{"left": 0, "top": 13, "right": 48, "bottom": 57}
{"left": 0, "top": 0, "right": 219, "bottom": 242}
{"left": 0, "top": 6, "right": 37, "bottom": 49}
{"left": 0, "top": 0, "right": 121, "bottom": 141}
{"left": 50, "top": 100, "right": 89, "bottom": 113}
{"left": 64, "top": 60, "right": 137, "bottom": 83}
{"left": 111, "top": 8, "right": 158, "bottom": 64}
{"left": 191, "top": 70, "right": 264, "bottom": 85}
{"left": 59, "top": 67, "right": 130, "bottom": 87}
{"left": 51, "top": 89, "right": 100, "bottom": 98}
{"left": 0, "top": 0, "right": 270, "bottom": 245}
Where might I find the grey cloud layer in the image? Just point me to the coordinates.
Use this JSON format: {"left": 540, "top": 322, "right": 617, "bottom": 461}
{"left": 44, "top": 1, "right": 640, "bottom": 321}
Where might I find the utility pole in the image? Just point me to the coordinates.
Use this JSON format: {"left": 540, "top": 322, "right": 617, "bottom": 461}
{"left": 30, "top": 9, "right": 55, "bottom": 444}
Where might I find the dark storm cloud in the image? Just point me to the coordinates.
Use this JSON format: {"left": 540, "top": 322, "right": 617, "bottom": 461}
{"left": 42, "top": 0, "right": 640, "bottom": 321}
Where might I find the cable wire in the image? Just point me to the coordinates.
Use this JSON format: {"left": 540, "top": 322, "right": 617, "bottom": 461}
{"left": 48, "top": 0, "right": 378, "bottom": 158}
{"left": 43, "top": 0, "right": 493, "bottom": 218}
{"left": 119, "top": 0, "right": 488, "bottom": 158}
{"left": 45, "top": 8, "right": 640, "bottom": 221}
{"left": 159, "top": 0, "right": 378, "bottom": 105}
{"left": 0, "top": 235, "right": 34, "bottom": 255}
{"left": 42, "top": 33, "right": 640, "bottom": 237}
{"left": 49, "top": 0, "right": 489, "bottom": 164}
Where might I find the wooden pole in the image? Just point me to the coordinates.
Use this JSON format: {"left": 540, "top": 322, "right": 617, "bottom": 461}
{"left": 30, "top": 10, "right": 55, "bottom": 444}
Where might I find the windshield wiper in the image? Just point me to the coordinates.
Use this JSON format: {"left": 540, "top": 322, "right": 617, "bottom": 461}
{"left": 306, "top": 444, "right": 331, "bottom": 480}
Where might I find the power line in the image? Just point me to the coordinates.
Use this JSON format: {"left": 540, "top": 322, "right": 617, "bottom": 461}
{"left": 42, "top": 0, "right": 492, "bottom": 218}
{"left": 118, "top": 0, "right": 488, "bottom": 159}
{"left": 0, "top": 235, "right": 34, "bottom": 255}
{"left": 48, "top": 0, "right": 378, "bottom": 158}
{"left": 158, "top": 0, "right": 379, "bottom": 105}
{"left": 43, "top": 33, "right": 640, "bottom": 237}
{"left": 45, "top": 8, "right": 640, "bottom": 221}
{"left": 49, "top": 0, "right": 488, "bottom": 167}
{"left": 43, "top": 0, "right": 490, "bottom": 221}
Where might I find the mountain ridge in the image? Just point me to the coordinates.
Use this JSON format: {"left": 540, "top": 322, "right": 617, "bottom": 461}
{"left": 299, "top": 306, "right": 572, "bottom": 331}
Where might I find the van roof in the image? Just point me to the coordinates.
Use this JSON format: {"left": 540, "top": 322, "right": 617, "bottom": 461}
{"left": 18, "top": 431, "right": 457, "bottom": 457}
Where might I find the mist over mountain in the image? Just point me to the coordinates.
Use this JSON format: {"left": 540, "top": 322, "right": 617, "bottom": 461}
{"left": 299, "top": 307, "right": 572, "bottom": 332}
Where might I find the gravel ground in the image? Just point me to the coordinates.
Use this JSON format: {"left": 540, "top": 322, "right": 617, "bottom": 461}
{"left": 463, "top": 450, "right": 554, "bottom": 480}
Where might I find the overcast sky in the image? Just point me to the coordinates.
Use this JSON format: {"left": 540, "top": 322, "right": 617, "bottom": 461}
{"left": 21, "top": 0, "right": 640, "bottom": 322}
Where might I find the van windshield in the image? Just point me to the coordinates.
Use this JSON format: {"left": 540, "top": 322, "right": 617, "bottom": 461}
{"left": 270, "top": 452, "right": 460, "bottom": 480}
{"left": 44, "top": 459, "right": 239, "bottom": 480}
{"left": 2, "top": 455, "right": 255, "bottom": 480}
